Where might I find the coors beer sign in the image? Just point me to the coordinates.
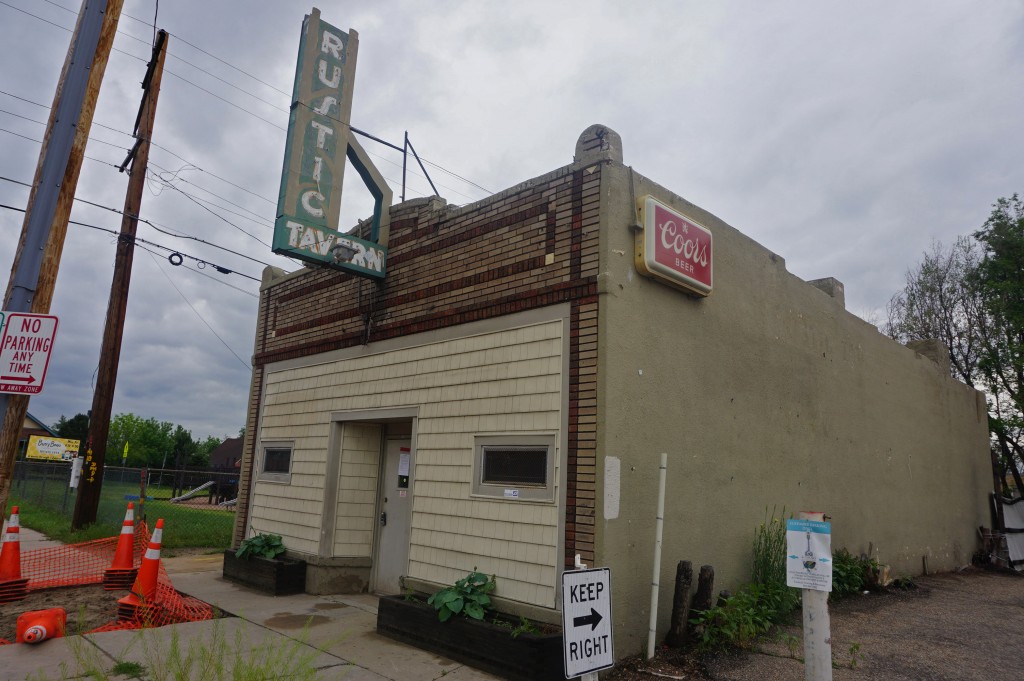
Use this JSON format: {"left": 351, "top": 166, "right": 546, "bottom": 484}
{"left": 635, "top": 196, "right": 713, "bottom": 296}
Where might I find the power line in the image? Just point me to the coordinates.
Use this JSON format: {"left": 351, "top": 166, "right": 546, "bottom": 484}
{"left": 0, "top": 201, "right": 261, "bottom": 281}
{"left": 174, "top": 259, "right": 259, "bottom": 299}
{"left": 0, "top": 175, "right": 276, "bottom": 269}
{"left": 0, "top": 123, "right": 123, "bottom": 170}
{"left": 2, "top": 2, "right": 491, "bottom": 202}
{"left": 0, "top": 107, "right": 135, "bottom": 155}
{"left": 1, "top": 3, "right": 488, "bottom": 203}
{"left": 148, "top": 162, "right": 274, "bottom": 225}
{"left": 147, "top": 170, "right": 270, "bottom": 246}
{"left": 0, "top": 88, "right": 142, "bottom": 144}
{"left": 141, "top": 248, "right": 252, "bottom": 370}
{"left": 0, "top": 192, "right": 269, "bottom": 276}
{"left": 134, "top": 241, "right": 258, "bottom": 298}
{"left": 40, "top": 0, "right": 288, "bottom": 114}
{"left": 1, "top": 88, "right": 283, "bottom": 210}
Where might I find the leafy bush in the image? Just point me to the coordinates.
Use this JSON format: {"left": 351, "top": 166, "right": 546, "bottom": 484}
{"left": 830, "top": 548, "right": 877, "bottom": 599}
{"left": 691, "top": 508, "right": 799, "bottom": 650}
{"left": 751, "top": 509, "right": 800, "bottom": 619}
{"left": 235, "top": 533, "right": 286, "bottom": 560}
{"left": 690, "top": 584, "right": 776, "bottom": 650}
{"left": 427, "top": 569, "right": 496, "bottom": 622}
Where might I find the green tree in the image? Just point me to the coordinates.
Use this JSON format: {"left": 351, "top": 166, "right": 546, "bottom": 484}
{"left": 107, "top": 413, "right": 174, "bottom": 468}
{"left": 52, "top": 413, "right": 90, "bottom": 442}
{"left": 885, "top": 236, "right": 984, "bottom": 385}
{"left": 887, "top": 195, "right": 1024, "bottom": 495}
{"left": 974, "top": 194, "right": 1024, "bottom": 492}
{"left": 194, "top": 436, "right": 223, "bottom": 467}
{"left": 170, "top": 425, "right": 197, "bottom": 469}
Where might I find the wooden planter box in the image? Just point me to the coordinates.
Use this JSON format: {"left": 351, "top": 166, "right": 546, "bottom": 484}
{"left": 222, "top": 550, "right": 306, "bottom": 595}
{"left": 376, "top": 595, "right": 563, "bottom": 681}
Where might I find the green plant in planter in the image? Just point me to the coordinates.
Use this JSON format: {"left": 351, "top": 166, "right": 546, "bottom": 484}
{"left": 236, "top": 533, "right": 286, "bottom": 560}
{"left": 427, "top": 569, "right": 496, "bottom": 622}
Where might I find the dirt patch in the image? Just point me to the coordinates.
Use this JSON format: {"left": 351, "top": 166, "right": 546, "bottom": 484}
{"left": 0, "top": 584, "right": 117, "bottom": 642}
{"left": 604, "top": 567, "right": 1021, "bottom": 681}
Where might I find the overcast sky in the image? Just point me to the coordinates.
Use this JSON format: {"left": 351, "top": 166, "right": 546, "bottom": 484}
{"left": 2, "top": 1, "right": 1023, "bottom": 440}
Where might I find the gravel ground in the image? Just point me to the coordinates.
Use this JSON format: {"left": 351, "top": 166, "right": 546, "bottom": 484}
{"left": 608, "top": 567, "right": 1023, "bottom": 681}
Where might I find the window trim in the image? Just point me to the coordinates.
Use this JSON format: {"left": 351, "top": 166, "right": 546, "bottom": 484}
{"left": 472, "top": 434, "right": 556, "bottom": 502}
{"left": 258, "top": 441, "right": 294, "bottom": 484}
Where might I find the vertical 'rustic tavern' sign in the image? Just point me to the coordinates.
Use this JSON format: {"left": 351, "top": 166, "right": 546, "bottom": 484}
{"left": 273, "top": 8, "right": 389, "bottom": 279}
{"left": 635, "top": 195, "right": 713, "bottom": 296}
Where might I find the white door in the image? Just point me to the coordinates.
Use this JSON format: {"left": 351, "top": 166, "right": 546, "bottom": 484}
{"left": 374, "top": 439, "right": 412, "bottom": 594}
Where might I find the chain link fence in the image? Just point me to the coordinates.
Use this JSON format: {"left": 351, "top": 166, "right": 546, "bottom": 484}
{"left": 10, "top": 460, "right": 237, "bottom": 549}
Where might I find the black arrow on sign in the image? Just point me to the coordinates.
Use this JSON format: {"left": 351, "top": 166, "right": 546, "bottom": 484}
{"left": 573, "top": 608, "right": 602, "bottom": 631}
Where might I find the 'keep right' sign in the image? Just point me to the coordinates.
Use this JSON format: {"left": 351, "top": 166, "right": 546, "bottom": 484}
{"left": 561, "top": 567, "right": 614, "bottom": 678}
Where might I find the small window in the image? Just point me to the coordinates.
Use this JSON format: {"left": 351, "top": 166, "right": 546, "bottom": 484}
{"left": 482, "top": 447, "right": 548, "bottom": 486}
{"left": 473, "top": 435, "right": 556, "bottom": 502}
{"left": 258, "top": 442, "right": 293, "bottom": 482}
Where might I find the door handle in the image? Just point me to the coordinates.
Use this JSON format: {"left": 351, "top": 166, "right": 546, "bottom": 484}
{"left": 380, "top": 511, "right": 387, "bottom": 527}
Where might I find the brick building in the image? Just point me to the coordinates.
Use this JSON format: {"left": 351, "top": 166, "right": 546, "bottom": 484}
{"left": 234, "top": 125, "right": 990, "bottom": 654}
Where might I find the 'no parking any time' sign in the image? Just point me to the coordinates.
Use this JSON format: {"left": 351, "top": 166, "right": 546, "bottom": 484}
{"left": 0, "top": 312, "right": 59, "bottom": 395}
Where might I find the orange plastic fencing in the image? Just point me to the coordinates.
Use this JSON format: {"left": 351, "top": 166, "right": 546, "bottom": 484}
{"left": 8, "top": 520, "right": 215, "bottom": 639}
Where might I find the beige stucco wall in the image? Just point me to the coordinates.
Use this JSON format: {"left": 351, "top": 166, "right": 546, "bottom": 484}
{"left": 594, "top": 162, "right": 991, "bottom": 655}
{"left": 252, "top": 310, "right": 568, "bottom": 608}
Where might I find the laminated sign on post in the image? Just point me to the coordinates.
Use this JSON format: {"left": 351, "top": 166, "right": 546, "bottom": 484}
{"left": 562, "top": 567, "right": 614, "bottom": 678}
{"left": 786, "top": 519, "right": 832, "bottom": 591}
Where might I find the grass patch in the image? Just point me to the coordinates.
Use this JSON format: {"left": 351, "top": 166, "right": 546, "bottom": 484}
{"left": 110, "top": 660, "right": 146, "bottom": 678}
{"left": 10, "top": 478, "right": 233, "bottom": 549}
{"left": 27, "top": 620, "right": 324, "bottom": 681}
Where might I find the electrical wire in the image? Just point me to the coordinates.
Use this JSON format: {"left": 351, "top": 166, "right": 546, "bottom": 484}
{"left": 147, "top": 171, "right": 270, "bottom": 246}
{"left": 0, "top": 6, "right": 482, "bottom": 203}
{"left": 0, "top": 199, "right": 264, "bottom": 280}
{"left": 140, "top": 247, "right": 252, "bottom": 370}
{"left": 0, "top": 107, "right": 134, "bottom": 154}
{"left": 1, "top": 89, "right": 282, "bottom": 214}
{"left": 2, "top": 2, "right": 491, "bottom": 205}
{"left": 0, "top": 123, "right": 123, "bottom": 169}
{"left": 148, "top": 162, "right": 274, "bottom": 225}
{"left": 4, "top": 0, "right": 489, "bottom": 201}
{"left": 0, "top": 175, "right": 277, "bottom": 269}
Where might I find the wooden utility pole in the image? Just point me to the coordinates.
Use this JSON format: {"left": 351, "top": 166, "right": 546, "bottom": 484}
{"left": 0, "top": 0, "right": 124, "bottom": 515}
{"left": 73, "top": 31, "right": 168, "bottom": 529}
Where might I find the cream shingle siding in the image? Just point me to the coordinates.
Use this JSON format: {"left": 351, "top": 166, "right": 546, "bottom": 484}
{"left": 253, "top": 318, "right": 564, "bottom": 608}
{"left": 333, "top": 423, "right": 381, "bottom": 556}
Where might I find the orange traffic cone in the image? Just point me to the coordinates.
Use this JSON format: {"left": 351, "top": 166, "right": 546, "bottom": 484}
{"left": 0, "top": 507, "right": 28, "bottom": 604}
{"left": 117, "top": 519, "right": 163, "bottom": 622}
{"left": 103, "top": 503, "right": 138, "bottom": 590}
{"left": 16, "top": 608, "right": 66, "bottom": 644}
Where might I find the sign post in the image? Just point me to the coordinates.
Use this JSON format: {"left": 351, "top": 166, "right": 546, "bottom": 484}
{"left": 0, "top": 312, "right": 58, "bottom": 395}
{"left": 787, "top": 512, "right": 833, "bottom": 681}
{"left": 562, "top": 567, "right": 614, "bottom": 679}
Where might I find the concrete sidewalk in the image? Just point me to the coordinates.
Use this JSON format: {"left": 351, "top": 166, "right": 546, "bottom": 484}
{"left": 0, "top": 530, "right": 502, "bottom": 681}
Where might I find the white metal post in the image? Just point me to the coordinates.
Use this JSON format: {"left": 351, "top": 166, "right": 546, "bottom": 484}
{"left": 646, "top": 452, "right": 668, "bottom": 659}
{"left": 799, "top": 511, "right": 832, "bottom": 681}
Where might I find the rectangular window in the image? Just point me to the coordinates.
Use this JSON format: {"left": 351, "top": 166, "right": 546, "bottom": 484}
{"left": 258, "top": 442, "right": 293, "bottom": 483}
{"left": 264, "top": 448, "right": 291, "bottom": 473}
{"left": 482, "top": 446, "right": 548, "bottom": 486}
{"left": 473, "top": 435, "right": 556, "bottom": 502}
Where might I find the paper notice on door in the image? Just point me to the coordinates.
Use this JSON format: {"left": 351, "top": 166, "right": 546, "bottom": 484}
{"left": 398, "top": 452, "right": 411, "bottom": 477}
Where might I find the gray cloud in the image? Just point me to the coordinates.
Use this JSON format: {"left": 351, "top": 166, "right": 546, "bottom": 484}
{"left": 3, "top": 0, "right": 1023, "bottom": 438}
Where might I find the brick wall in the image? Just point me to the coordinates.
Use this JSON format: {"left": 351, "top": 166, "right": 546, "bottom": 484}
{"left": 234, "top": 161, "right": 604, "bottom": 567}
